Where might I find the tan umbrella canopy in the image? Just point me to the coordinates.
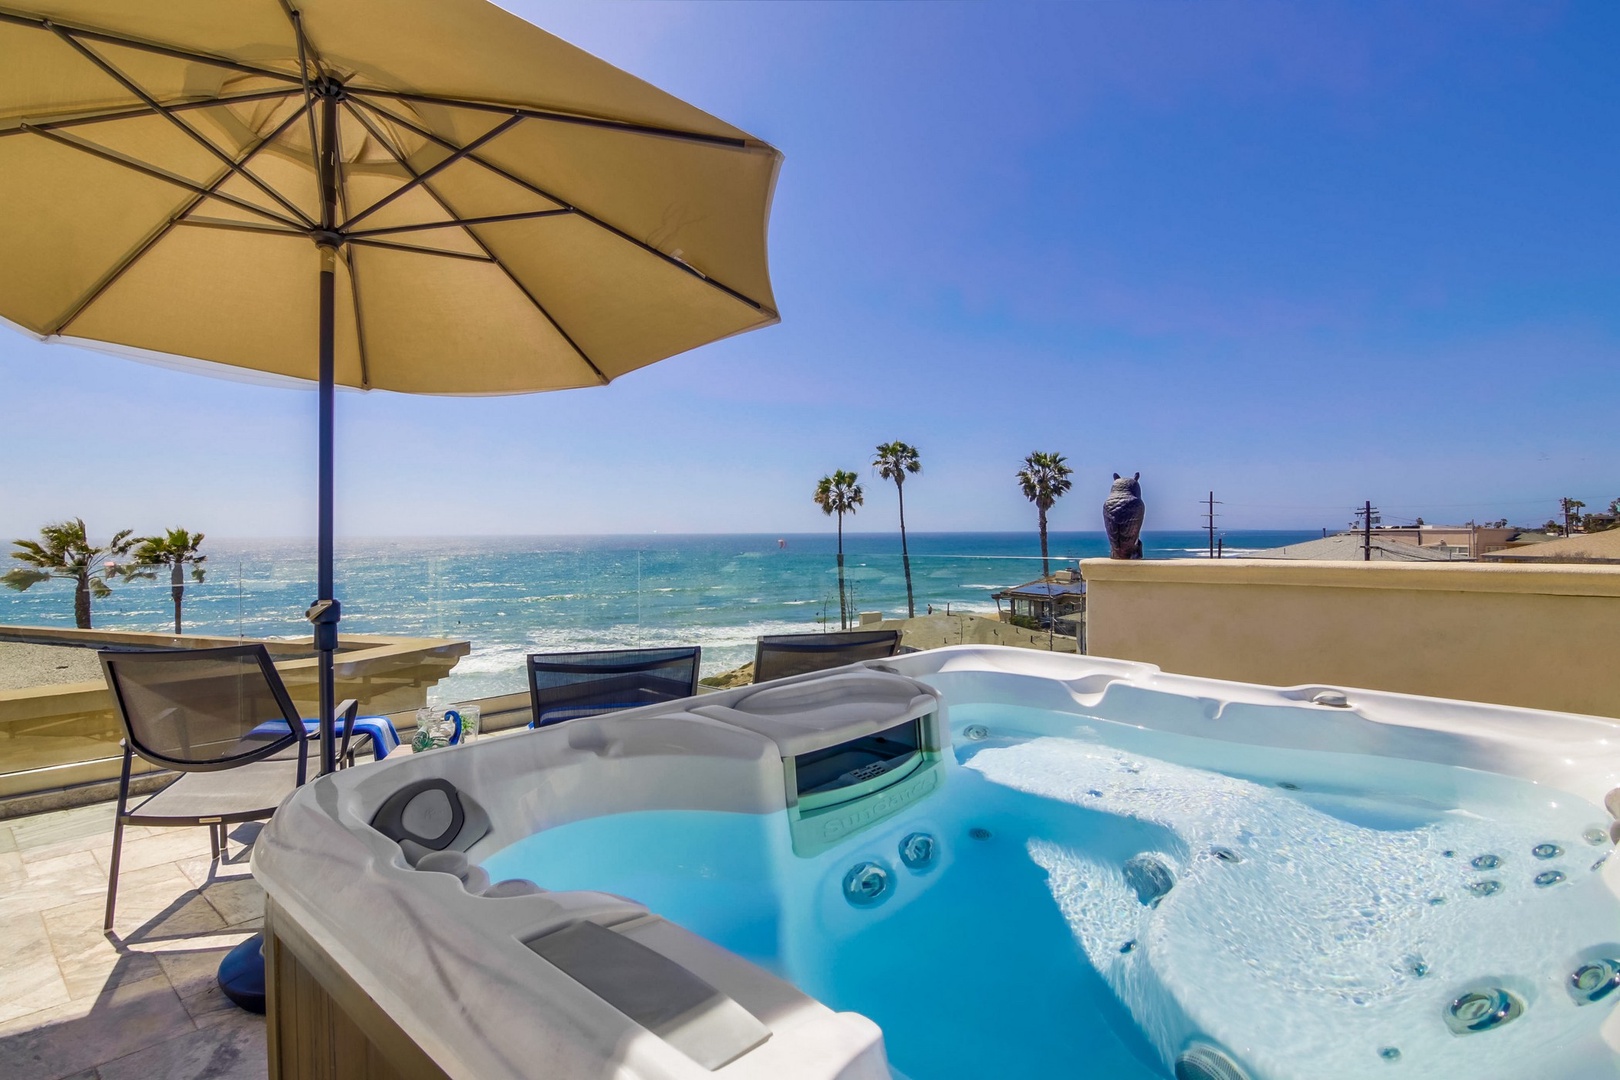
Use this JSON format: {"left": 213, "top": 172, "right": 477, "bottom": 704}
{"left": 0, "top": 0, "right": 781, "bottom": 392}
{"left": 0, "top": 0, "right": 782, "bottom": 773}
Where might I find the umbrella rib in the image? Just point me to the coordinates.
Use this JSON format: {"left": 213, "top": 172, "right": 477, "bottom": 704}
{"left": 346, "top": 238, "right": 496, "bottom": 262}
{"left": 342, "top": 245, "right": 371, "bottom": 389}
{"left": 0, "top": 88, "right": 302, "bottom": 138}
{"left": 327, "top": 101, "right": 372, "bottom": 391}
{"left": 176, "top": 218, "right": 307, "bottom": 236}
{"left": 0, "top": 10, "right": 303, "bottom": 84}
{"left": 277, "top": 0, "right": 330, "bottom": 80}
{"left": 350, "top": 88, "right": 753, "bottom": 151}
{"left": 351, "top": 95, "right": 774, "bottom": 317}
{"left": 22, "top": 124, "right": 305, "bottom": 230}
{"left": 49, "top": 102, "right": 313, "bottom": 336}
{"left": 348, "top": 210, "right": 573, "bottom": 239}
{"left": 342, "top": 99, "right": 609, "bottom": 385}
{"left": 283, "top": 4, "right": 325, "bottom": 198}
{"left": 340, "top": 114, "right": 523, "bottom": 232}
{"left": 49, "top": 25, "right": 317, "bottom": 229}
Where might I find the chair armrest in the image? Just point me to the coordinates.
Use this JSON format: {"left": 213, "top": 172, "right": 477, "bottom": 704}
{"left": 336, "top": 699, "right": 360, "bottom": 768}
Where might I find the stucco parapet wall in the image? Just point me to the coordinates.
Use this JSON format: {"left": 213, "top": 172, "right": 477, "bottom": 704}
{"left": 1078, "top": 558, "right": 1620, "bottom": 597}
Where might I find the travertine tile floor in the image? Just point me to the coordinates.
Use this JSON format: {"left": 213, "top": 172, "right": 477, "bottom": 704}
{"left": 0, "top": 801, "right": 269, "bottom": 1080}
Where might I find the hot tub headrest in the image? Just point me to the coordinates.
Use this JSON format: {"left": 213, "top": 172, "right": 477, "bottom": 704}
{"left": 371, "top": 778, "right": 491, "bottom": 855}
{"left": 690, "top": 670, "right": 942, "bottom": 758}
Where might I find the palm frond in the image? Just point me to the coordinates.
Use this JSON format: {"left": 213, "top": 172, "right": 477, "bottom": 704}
{"left": 2, "top": 568, "right": 51, "bottom": 591}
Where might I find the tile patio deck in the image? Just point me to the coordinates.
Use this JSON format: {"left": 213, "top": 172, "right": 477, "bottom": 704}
{"left": 0, "top": 801, "right": 268, "bottom": 1080}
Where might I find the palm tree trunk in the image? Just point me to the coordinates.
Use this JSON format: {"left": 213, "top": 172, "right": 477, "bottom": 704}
{"left": 836, "top": 513, "right": 848, "bottom": 630}
{"left": 171, "top": 561, "right": 184, "bottom": 635}
{"left": 74, "top": 573, "right": 91, "bottom": 629}
{"left": 897, "top": 481, "right": 914, "bottom": 619}
{"left": 1039, "top": 506, "right": 1050, "bottom": 580}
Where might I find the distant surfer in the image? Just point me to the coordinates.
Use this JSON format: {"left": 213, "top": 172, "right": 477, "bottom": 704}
{"left": 778, "top": 538, "right": 787, "bottom": 549}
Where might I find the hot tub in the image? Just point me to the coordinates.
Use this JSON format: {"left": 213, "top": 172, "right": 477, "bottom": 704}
{"left": 255, "top": 646, "right": 1620, "bottom": 1080}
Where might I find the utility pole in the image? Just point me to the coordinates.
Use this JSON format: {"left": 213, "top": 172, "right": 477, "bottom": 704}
{"left": 1200, "top": 492, "right": 1222, "bottom": 558}
{"left": 1353, "top": 501, "right": 1380, "bottom": 561}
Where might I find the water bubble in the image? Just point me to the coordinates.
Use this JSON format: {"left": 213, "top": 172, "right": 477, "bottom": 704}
{"left": 969, "top": 827, "right": 992, "bottom": 841}
{"left": 1594, "top": 854, "right": 1610, "bottom": 873}
{"left": 1532, "top": 843, "right": 1563, "bottom": 860}
{"left": 1569, "top": 959, "right": 1620, "bottom": 1005}
{"left": 1403, "top": 954, "right": 1430, "bottom": 978}
{"left": 1124, "top": 854, "right": 1176, "bottom": 906}
{"left": 1584, "top": 827, "right": 1608, "bottom": 846}
{"left": 1441, "top": 850, "right": 1456, "bottom": 859}
{"left": 1445, "top": 986, "right": 1524, "bottom": 1035}
{"left": 1471, "top": 854, "right": 1502, "bottom": 870}
{"left": 1534, "top": 870, "right": 1566, "bottom": 887}
{"left": 1427, "top": 897, "right": 1448, "bottom": 906}
{"left": 1210, "top": 846, "right": 1243, "bottom": 864}
{"left": 1378, "top": 1046, "right": 1401, "bottom": 1062}
{"left": 1120, "top": 939, "right": 1136, "bottom": 954}
{"left": 899, "top": 832, "right": 936, "bottom": 870}
{"left": 1086, "top": 788, "right": 1104, "bottom": 798}
{"left": 842, "top": 862, "right": 890, "bottom": 907}
{"left": 963, "top": 725, "right": 989, "bottom": 741}
{"left": 1467, "top": 880, "right": 1503, "bottom": 897}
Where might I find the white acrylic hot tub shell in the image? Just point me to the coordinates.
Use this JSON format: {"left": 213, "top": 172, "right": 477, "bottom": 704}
{"left": 254, "top": 646, "right": 1620, "bottom": 1079}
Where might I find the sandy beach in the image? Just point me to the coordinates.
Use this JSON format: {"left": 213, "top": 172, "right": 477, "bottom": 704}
{"left": 0, "top": 640, "right": 106, "bottom": 690}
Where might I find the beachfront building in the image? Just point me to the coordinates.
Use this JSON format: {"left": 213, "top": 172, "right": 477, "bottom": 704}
{"left": 992, "top": 569, "right": 1087, "bottom": 636}
{"left": 1365, "top": 524, "right": 1517, "bottom": 559}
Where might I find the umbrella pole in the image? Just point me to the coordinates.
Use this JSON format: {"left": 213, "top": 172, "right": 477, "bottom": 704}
{"left": 313, "top": 248, "right": 338, "bottom": 777}
{"left": 309, "top": 85, "right": 342, "bottom": 777}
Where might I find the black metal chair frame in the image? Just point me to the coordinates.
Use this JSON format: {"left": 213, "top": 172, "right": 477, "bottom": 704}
{"left": 99, "top": 644, "right": 360, "bottom": 933}
{"left": 526, "top": 647, "right": 702, "bottom": 729}
{"left": 752, "top": 629, "right": 901, "bottom": 683}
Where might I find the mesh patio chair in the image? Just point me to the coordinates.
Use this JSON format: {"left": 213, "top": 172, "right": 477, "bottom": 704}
{"left": 98, "top": 644, "right": 363, "bottom": 932}
{"left": 527, "top": 647, "right": 702, "bottom": 729}
{"left": 752, "top": 629, "right": 901, "bottom": 683}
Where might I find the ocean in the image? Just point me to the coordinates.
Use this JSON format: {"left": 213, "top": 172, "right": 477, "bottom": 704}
{"left": 1, "top": 531, "right": 1316, "bottom": 702}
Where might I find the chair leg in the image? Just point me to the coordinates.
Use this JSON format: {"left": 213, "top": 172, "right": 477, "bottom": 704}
{"left": 104, "top": 748, "right": 133, "bottom": 935}
{"left": 217, "top": 822, "right": 229, "bottom": 861}
{"left": 209, "top": 822, "right": 221, "bottom": 862}
{"left": 104, "top": 813, "right": 126, "bottom": 934}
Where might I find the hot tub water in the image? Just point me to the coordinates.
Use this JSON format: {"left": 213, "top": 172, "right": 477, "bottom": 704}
{"left": 482, "top": 706, "right": 1620, "bottom": 1080}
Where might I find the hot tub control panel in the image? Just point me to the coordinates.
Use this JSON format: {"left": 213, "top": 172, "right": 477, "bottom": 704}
{"left": 690, "top": 668, "right": 946, "bottom": 856}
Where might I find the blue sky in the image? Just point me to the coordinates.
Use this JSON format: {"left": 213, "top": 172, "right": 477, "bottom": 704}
{"left": 1, "top": 0, "right": 1615, "bottom": 539}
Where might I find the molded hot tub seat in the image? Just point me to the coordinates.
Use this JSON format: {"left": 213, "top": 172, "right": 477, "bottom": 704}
{"left": 254, "top": 648, "right": 1620, "bottom": 1080}
{"left": 255, "top": 667, "right": 941, "bottom": 1080}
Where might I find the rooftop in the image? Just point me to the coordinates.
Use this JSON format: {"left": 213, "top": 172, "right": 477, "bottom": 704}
{"left": 993, "top": 579, "right": 1088, "bottom": 599}
{"left": 1244, "top": 533, "right": 1462, "bottom": 562}
{"left": 1482, "top": 529, "right": 1620, "bottom": 564}
{"left": 0, "top": 800, "right": 266, "bottom": 1079}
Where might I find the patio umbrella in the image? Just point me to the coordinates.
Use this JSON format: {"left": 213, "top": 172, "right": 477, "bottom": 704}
{"left": 0, "top": 0, "right": 782, "bottom": 774}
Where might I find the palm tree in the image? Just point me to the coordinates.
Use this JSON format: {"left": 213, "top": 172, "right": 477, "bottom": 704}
{"left": 123, "top": 528, "right": 208, "bottom": 634}
{"left": 1017, "top": 451, "right": 1073, "bottom": 579}
{"left": 814, "top": 470, "right": 864, "bottom": 629}
{"left": 4, "top": 519, "right": 134, "bottom": 629}
{"left": 873, "top": 441, "right": 922, "bottom": 618}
